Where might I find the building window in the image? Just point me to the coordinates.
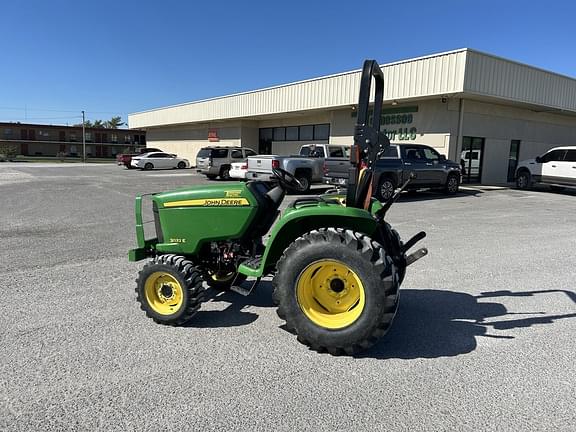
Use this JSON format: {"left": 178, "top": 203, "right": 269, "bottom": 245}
{"left": 124, "top": 135, "right": 131, "bottom": 144}
{"left": 111, "top": 133, "right": 118, "bottom": 143}
{"left": 85, "top": 132, "right": 92, "bottom": 142}
{"left": 299, "top": 125, "right": 314, "bottom": 141}
{"left": 313, "top": 124, "right": 330, "bottom": 140}
{"left": 259, "top": 123, "right": 331, "bottom": 151}
{"left": 38, "top": 130, "right": 50, "bottom": 139}
{"left": 69, "top": 132, "right": 77, "bottom": 142}
{"left": 286, "top": 126, "right": 299, "bottom": 141}
{"left": 273, "top": 127, "right": 286, "bottom": 141}
{"left": 3, "top": 128, "right": 12, "bottom": 138}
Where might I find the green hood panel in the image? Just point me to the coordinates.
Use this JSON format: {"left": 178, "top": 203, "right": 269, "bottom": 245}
{"left": 152, "top": 182, "right": 258, "bottom": 254}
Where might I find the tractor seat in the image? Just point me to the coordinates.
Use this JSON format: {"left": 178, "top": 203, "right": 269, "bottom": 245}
{"left": 246, "top": 182, "right": 286, "bottom": 237}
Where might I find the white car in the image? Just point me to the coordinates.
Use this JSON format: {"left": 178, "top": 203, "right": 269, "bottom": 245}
{"left": 229, "top": 160, "right": 248, "bottom": 180}
{"left": 131, "top": 152, "right": 190, "bottom": 170}
{"left": 515, "top": 146, "right": 576, "bottom": 190}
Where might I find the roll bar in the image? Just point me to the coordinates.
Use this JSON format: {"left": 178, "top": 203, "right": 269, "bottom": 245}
{"left": 346, "top": 60, "right": 391, "bottom": 208}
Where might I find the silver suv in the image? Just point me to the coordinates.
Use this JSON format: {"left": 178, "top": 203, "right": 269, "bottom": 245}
{"left": 196, "top": 147, "right": 257, "bottom": 180}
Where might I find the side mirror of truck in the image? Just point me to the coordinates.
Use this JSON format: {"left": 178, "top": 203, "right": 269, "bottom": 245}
{"left": 535, "top": 156, "right": 542, "bottom": 163}
{"left": 438, "top": 155, "right": 446, "bottom": 162}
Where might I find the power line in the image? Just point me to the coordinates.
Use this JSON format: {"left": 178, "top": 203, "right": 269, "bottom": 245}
{"left": 0, "top": 106, "right": 125, "bottom": 115}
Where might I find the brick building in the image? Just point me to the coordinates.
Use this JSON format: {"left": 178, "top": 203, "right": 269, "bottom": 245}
{"left": 0, "top": 122, "right": 146, "bottom": 158}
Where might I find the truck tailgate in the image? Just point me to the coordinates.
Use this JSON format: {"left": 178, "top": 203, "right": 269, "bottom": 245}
{"left": 248, "top": 155, "right": 277, "bottom": 174}
{"left": 324, "top": 158, "right": 351, "bottom": 179}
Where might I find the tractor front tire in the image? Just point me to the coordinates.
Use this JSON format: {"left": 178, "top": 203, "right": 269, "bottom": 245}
{"left": 136, "top": 254, "right": 206, "bottom": 325}
{"left": 273, "top": 228, "right": 399, "bottom": 355}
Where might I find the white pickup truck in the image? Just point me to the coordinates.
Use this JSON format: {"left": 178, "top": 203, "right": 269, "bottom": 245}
{"left": 515, "top": 146, "right": 576, "bottom": 191}
{"left": 247, "top": 144, "right": 349, "bottom": 192}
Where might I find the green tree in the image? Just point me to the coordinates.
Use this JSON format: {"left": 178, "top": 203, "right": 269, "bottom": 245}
{"left": 93, "top": 119, "right": 104, "bottom": 128}
{"left": 104, "top": 116, "right": 125, "bottom": 129}
{"left": 74, "top": 120, "right": 93, "bottom": 127}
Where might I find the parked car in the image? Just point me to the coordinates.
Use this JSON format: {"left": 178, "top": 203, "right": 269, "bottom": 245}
{"left": 196, "top": 147, "right": 257, "bottom": 180}
{"left": 117, "top": 147, "right": 163, "bottom": 169}
{"left": 371, "top": 144, "right": 462, "bottom": 201}
{"left": 247, "top": 144, "right": 350, "bottom": 192}
{"left": 515, "top": 146, "right": 576, "bottom": 191}
{"left": 229, "top": 160, "right": 248, "bottom": 180}
{"left": 131, "top": 152, "right": 190, "bottom": 170}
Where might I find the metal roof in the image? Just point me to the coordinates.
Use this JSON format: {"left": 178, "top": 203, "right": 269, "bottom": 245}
{"left": 129, "top": 49, "right": 576, "bottom": 129}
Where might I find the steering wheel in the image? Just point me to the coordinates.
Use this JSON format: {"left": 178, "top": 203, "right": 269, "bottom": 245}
{"left": 272, "top": 167, "right": 306, "bottom": 192}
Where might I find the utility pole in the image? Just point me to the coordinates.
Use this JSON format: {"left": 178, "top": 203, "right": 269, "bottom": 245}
{"left": 82, "top": 110, "right": 86, "bottom": 163}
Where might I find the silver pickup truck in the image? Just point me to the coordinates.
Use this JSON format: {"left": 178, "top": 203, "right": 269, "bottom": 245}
{"left": 247, "top": 144, "right": 349, "bottom": 192}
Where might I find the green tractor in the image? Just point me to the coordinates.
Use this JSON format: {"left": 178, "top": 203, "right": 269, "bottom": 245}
{"left": 129, "top": 60, "right": 428, "bottom": 355}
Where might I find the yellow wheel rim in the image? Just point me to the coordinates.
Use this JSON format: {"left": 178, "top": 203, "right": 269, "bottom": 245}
{"left": 296, "top": 259, "right": 365, "bottom": 329}
{"left": 144, "top": 272, "right": 184, "bottom": 315}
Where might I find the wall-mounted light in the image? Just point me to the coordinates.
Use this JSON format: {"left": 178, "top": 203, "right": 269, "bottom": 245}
{"left": 391, "top": 100, "right": 399, "bottom": 106}
{"left": 441, "top": 96, "right": 448, "bottom": 103}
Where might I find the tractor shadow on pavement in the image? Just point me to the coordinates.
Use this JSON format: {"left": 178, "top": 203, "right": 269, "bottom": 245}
{"left": 185, "top": 282, "right": 276, "bottom": 328}
{"left": 358, "top": 288, "right": 576, "bottom": 360}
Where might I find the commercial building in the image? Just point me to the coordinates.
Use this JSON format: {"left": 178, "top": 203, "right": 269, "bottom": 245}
{"left": 0, "top": 122, "right": 146, "bottom": 158}
{"left": 128, "top": 49, "right": 576, "bottom": 184}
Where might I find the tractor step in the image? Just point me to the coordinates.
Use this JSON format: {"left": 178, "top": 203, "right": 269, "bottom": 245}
{"left": 230, "top": 277, "right": 261, "bottom": 297}
{"left": 406, "top": 247, "right": 428, "bottom": 266}
{"left": 242, "top": 256, "right": 262, "bottom": 271}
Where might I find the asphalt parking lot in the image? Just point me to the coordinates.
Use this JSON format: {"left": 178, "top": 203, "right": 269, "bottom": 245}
{"left": 1, "top": 163, "right": 575, "bottom": 431}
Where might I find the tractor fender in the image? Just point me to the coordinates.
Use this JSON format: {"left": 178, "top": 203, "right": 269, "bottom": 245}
{"left": 239, "top": 204, "right": 378, "bottom": 277}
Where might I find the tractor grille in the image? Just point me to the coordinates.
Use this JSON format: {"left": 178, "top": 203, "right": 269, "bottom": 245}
{"left": 152, "top": 201, "right": 164, "bottom": 243}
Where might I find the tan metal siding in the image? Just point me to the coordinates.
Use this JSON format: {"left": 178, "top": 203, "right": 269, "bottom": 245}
{"left": 129, "top": 51, "right": 467, "bottom": 129}
{"left": 464, "top": 50, "right": 576, "bottom": 112}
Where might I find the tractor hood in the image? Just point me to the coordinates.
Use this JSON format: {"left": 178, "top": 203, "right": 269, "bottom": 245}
{"left": 153, "top": 183, "right": 257, "bottom": 209}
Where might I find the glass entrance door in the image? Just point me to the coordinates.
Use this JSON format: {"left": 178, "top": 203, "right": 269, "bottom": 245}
{"left": 461, "top": 137, "right": 485, "bottom": 183}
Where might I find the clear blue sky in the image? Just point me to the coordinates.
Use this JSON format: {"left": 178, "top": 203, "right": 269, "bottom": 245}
{"left": 1, "top": 0, "right": 575, "bottom": 126}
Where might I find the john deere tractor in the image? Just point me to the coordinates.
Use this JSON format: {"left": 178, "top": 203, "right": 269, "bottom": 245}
{"left": 129, "top": 60, "right": 427, "bottom": 355}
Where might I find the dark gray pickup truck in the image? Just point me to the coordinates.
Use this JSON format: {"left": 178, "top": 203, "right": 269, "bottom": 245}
{"left": 324, "top": 143, "right": 462, "bottom": 201}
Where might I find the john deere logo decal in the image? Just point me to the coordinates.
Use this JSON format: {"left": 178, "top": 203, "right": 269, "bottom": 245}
{"left": 164, "top": 198, "right": 249, "bottom": 208}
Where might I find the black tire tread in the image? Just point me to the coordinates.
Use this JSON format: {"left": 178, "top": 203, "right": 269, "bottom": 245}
{"left": 135, "top": 254, "right": 205, "bottom": 326}
{"left": 273, "top": 228, "right": 398, "bottom": 355}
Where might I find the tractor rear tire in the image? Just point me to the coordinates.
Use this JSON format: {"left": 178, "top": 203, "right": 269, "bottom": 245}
{"left": 136, "top": 254, "right": 206, "bottom": 325}
{"left": 273, "top": 228, "right": 399, "bottom": 355}
{"left": 385, "top": 222, "right": 406, "bottom": 287}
